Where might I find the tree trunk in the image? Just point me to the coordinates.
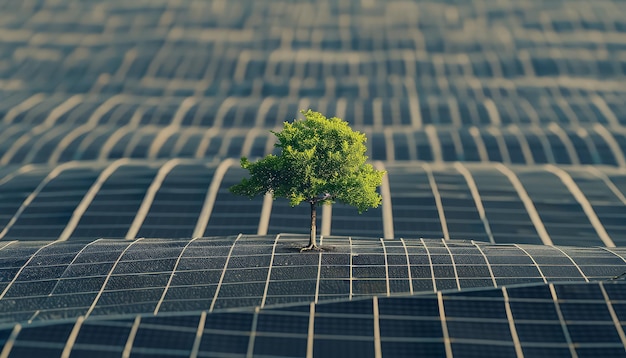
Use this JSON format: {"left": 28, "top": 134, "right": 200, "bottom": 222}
{"left": 309, "top": 201, "right": 317, "bottom": 248}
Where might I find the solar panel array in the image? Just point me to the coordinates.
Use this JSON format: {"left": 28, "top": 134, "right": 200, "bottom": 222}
{"left": 2, "top": 281, "right": 626, "bottom": 357}
{"left": 3, "top": 0, "right": 626, "bottom": 356}
{"left": 1, "top": 235, "right": 625, "bottom": 325}
{"left": 2, "top": 160, "right": 626, "bottom": 246}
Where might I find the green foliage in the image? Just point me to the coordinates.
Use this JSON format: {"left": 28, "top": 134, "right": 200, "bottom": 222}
{"left": 230, "top": 109, "right": 384, "bottom": 212}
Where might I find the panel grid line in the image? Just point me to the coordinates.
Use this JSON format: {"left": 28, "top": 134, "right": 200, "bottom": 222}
{"left": 0, "top": 162, "right": 78, "bottom": 240}
{"left": 545, "top": 165, "right": 615, "bottom": 247}
{"left": 496, "top": 164, "right": 553, "bottom": 245}
{"left": 85, "top": 239, "right": 143, "bottom": 318}
{"left": 349, "top": 236, "right": 353, "bottom": 299}
{"left": 61, "top": 315, "right": 84, "bottom": 358}
{"left": 549, "top": 283, "right": 579, "bottom": 358}
{"left": 126, "top": 158, "right": 181, "bottom": 240}
{"left": 420, "top": 238, "right": 438, "bottom": 292}
{"left": 552, "top": 246, "right": 589, "bottom": 282}
{"left": 154, "top": 237, "right": 201, "bottom": 314}
{"left": 440, "top": 239, "right": 461, "bottom": 290}
{"left": 455, "top": 162, "right": 495, "bottom": 243}
{"left": 599, "top": 282, "right": 626, "bottom": 352}
{"left": 306, "top": 302, "right": 315, "bottom": 358}
{"left": 423, "top": 163, "right": 450, "bottom": 240}
{"left": 0, "top": 240, "right": 57, "bottom": 300}
{"left": 399, "top": 238, "right": 414, "bottom": 295}
{"left": 514, "top": 244, "right": 548, "bottom": 283}
{"left": 437, "top": 291, "right": 453, "bottom": 358}
{"left": 472, "top": 241, "right": 497, "bottom": 287}
{"left": 314, "top": 236, "right": 322, "bottom": 304}
{"left": 210, "top": 234, "right": 243, "bottom": 312}
{"left": 189, "top": 311, "right": 207, "bottom": 358}
{"left": 246, "top": 307, "right": 260, "bottom": 358}
{"left": 57, "top": 159, "right": 129, "bottom": 241}
{"left": 502, "top": 288, "right": 524, "bottom": 358}
{"left": 193, "top": 158, "right": 234, "bottom": 237}
{"left": 379, "top": 239, "right": 391, "bottom": 296}
{"left": 260, "top": 234, "right": 281, "bottom": 308}
{"left": 372, "top": 296, "right": 382, "bottom": 358}
{"left": 122, "top": 316, "right": 141, "bottom": 358}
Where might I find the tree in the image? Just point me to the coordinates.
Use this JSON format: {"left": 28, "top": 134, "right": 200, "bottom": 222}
{"left": 230, "top": 109, "right": 385, "bottom": 251}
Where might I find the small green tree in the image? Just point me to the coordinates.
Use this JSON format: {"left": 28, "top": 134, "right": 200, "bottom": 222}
{"left": 230, "top": 109, "right": 385, "bottom": 251}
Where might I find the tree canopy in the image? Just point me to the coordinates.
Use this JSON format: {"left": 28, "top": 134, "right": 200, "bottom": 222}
{"left": 230, "top": 109, "right": 385, "bottom": 249}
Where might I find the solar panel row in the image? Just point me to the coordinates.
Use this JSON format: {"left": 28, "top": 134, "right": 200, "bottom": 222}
{"left": 0, "top": 236, "right": 624, "bottom": 325}
{"left": 2, "top": 121, "right": 626, "bottom": 166}
{"left": 1, "top": 281, "right": 625, "bottom": 358}
{"left": 2, "top": 160, "right": 626, "bottom": 245}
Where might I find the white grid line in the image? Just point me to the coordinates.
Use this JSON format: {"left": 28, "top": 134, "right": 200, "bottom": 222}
{"left": 437, "top": 291, "right": 453, "bottom": 358}
{"left": 148, "top": 97, "right": 196, "bottom": 159}
{"left": 471, "top": 241, "right": 497, "bottom": 287}
{"left": 372, "top": 296, "right": 382, "bottom": 358}
{"left": 0, "top": 324, "right": 21, "bottom": 358}
{"left": 85, "top": 239, "right": 143, "bottom": 318}
{"left": 0, "top": 165, "right": 34, "bottom": 187}
{"left": 1, "top": 95, "right": 83, "bottom": 165}
{"left": 549, "top": 283, "right": 579, "bottom": 358}
{"left": 189, "top": 311, "right": 207, "bottom": 358}
{"left": 545, "top": 164, "right": 615, "bottom": 247}
{"left": 423, "top": 163, "right": 449, "bottom": 240}
{"left": 551, "top": 246, "right": 589, "bottom": 282}
{"left": 548, "top": 124, "right": 580, "bottom": 165}
{"left": 379, "top": 239, "right": 391, "bottom": 296}
{"left": 440, "top": 239, "right": 461, "bottom": 290}
{"left": 306, "top": 302, "right": 315, "bottom": 358}
{"left": 193, "top": 158, "right": 234, "bottom": 237}
{"left": 514, "top": 244, "right": 548, "bottom": 283}
{"left": 589, "top": 167, "right": 626, "bottom": 205}
{"left": 0, "top": 161, "right": 78, "bottom": 240}
{"left": 154, "top": 237, "right": 201, "bottom": 314}
{"left": 487, "top": 126, "right": 511, "bottom": 164}
{"left": 509, "top": 124, "right": 535, "bottom": 165}
{"left": 126, "top": 158, "right": 181, "bottom": 240}
{"left": 52, "top": 96, "right": 130, "bottom": 165}
{"left": 349, "top": 236, "right": 354, "bottom": 300}
{"left": 469, "top": 126, "right": 489, "bottom": 162}
{"left": 374, "top": 161, "right": 394, "bottom": 240}
{"left": 0, "top": 241, "right": 15, "bottom": 252}
{"left": 314, "top": 236, "right": 323, "bottom": 304}
{"left": 530, "top": 125, "right": 557, "bottom": 164}
{"left": 122, "top": 316, "right": 142, "bottom": 358}
{"left": 496, "top": 164, "right": 553, "bottom": 245}
{"left": 261, "top": 234, "right": 281, "bottom": 308}
{"left": 424, "top": 125, "right": 442, "bottom": 162}
{"left": 44, "top": 238, "right": 102, "bottom": 301}
{"left": 246, "top": 307, "right": 260, "bottom": 358}
{"left": 502, "top": 288, "right": 524, "bottom": 358}
{"left": 210, "top": 233, "right": 243, "bottom": 312}
{"left": 420, "top": 238, "right": 438, "bottom": 292}
{"left": 599, "top": 282, "right": 626, "bottom": 353}
{"left": 61, "top": 315, "right": 84, "bottom": 358}
{"left": 601, "top": 247, "right": 626, "bottom": 263}
{"left": 0, "top": 241, "right": 57, "bottom": 300}
{"left": 2, "top": 94, "right": 45, "bottom": 125}
{"left": 58, "top": 159, "right": 129, "bottom": 241}
{"left": 455, "top": 162, "right": 495, "bottom": 243}
{"left": 257, "top": 193, "right": 273, "bottom": 235}
{"left": 399, "top": 238, "right": 414, "bottom": 295}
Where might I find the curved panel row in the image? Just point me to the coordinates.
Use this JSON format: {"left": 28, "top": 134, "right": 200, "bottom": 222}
{"left": 1, "top": 160, "right": 626, "bottom": 246}
{"left": 0, "top": 236, "right": 624, "bottom": 325}
{"left": 1, "top": 278, "right": 626, "bottom": 357}
{"left": 2, "top": 122, "right": 626, "bottom": 167}
{"left": 1, "top": 0, "right": 626, "bottom": 97}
